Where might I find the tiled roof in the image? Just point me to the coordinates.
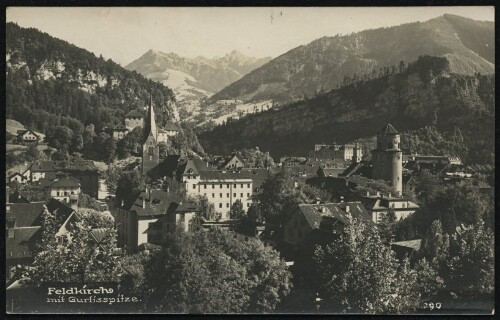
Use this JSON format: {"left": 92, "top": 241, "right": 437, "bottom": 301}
{"left": 164, "top": 120, "right": 180, "bottom": 131}
{"left": 199, "top": 170, "right": 253, "bottom": 181}
{"left": 6, "top": 226, "right": 42, "bottom": 259}
{"left": 45, "top": 198, "right": 77, "bottom": 223}
{"left": 49, "top": 176, "right": 81, "bottom": 188}
{"left": 378, "top": 124, "right": 399, "bottom": 135}
{"left": 126, "top": 189, "right": 181, "bottom": 217}
{"left": 391, "top": 239, "right": 422, "bottom": 251}
{"left": 125, "top": 110, "right": 144, "bottom": 118}
{"left": 6, "top": 202, "right": 46, "bottom": 227}
{"left": 90, "top": 228, "right": 111, "bottom": 243}
{"left": 30, "top": 160, "right": 98, "bottom": 173}
{"left": 298, "top": 202, "right": 372, "bottom": 229}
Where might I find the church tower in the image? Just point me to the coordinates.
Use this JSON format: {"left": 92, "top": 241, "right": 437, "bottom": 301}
{"left": 371, "top": 124, "right": 403, "bottom": 196}
{"left": 142, "top": 95, "right": 160, "bottom": 174}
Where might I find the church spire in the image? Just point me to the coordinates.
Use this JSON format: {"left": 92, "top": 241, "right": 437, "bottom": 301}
{"left": 143, "top": 94, "right": 157, "bottom": 143}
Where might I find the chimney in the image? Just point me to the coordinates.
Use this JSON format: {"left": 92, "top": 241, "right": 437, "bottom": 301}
{"left": 321, "top": 206, "right": 326, "bottom": 214}
{"left": 315, "top": 198, "right": 321, "bottom": 205}
{"left": 6, "top": 186, "right": 10, "bottom": 204}
{"left": 294, "top": 180, "right": 299, "bottom": 188}
{"left": 121, "top": 199, "right": 124, "bottom": 207}
{"left": 376, "top": 191, "right": 381, "bottom": 197}
{"left": 166, "top": 186, "right": 170, "bottom": 193}
{"left": 345, "top": 205, "right": 350, "bottom": 213}
{"left": 142, "top": 197, "right": 146, "bottom": 209}
{"left": 388, "top": 192, "right": 392, "bottom": 198}
{"left": 340, "top": 196, "right": 344, "bottom": 203}
{"left": 366, "top": 191, "right": 370, "bottom": 196}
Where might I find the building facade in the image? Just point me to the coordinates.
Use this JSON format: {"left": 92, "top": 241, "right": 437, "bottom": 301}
{"left": 124, "top": 110, "right": 144, "bottom": 131}
{"left": 360, "top": 191, "right": 419, "bottom": 223}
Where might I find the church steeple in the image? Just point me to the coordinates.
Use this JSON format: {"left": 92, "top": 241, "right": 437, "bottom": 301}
{"left": 142, "top": 94, "right": 160, "bottom": 174}
{"left": 143, "top": 94, "right": 157, "bottom": 143}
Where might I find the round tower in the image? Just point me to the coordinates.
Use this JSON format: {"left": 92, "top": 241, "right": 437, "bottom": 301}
{"left": 371, "top": 124, "right": 403, "bottom": 196}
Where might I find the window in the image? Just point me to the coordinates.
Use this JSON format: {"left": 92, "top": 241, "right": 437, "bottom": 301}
{"left": 204, "top": 193, "right": 206, "bottom": 196}
{"left": 193, "top": 185, "right": 196, "bottom": 189}
{"left": 247, "top": 203, "right": 250, "bottom": 208}
{"left": 241, "top": 184, "right": 243, "bottom": 188}
{"left": 220, "top": 193, "right": 223, "bottom": 198}
{"left": 247, "top": 193, "right": 250, "bottom": 197}
{"left": 227, "top": 184, "right": 230, "bottom": 188}
{"left": 219, "top": 203, "right": 223, "bottom": 208}
{"left": 233, "top": 193, "right": 236, "bottom": 197}
{"left": 234, "top": 184, "right": 237, "bottom": 188}
{"left": 57, "top": 191, "right": 60, "bottom": 196}
{"left": 227, "top": 193, "right": 229, "bottom": 197}
{"left": 220, "top": 184, "right": 223, "bottom": 188}
{"left": 204, "top": 184, "right": 207, "bottom": 189}
{"left": 247, "top": 184, "right": 250, "bottom": 188}
{"left": 240, "top": 193, "right": 243, "bottom": 197}
{"left": 226, "top": 203, "right": 229, "bottom": 208}
{"left": 212, "top": 193, "right": 215, "bottom": 198}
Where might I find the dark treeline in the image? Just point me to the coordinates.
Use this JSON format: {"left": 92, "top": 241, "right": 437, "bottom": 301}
{"left": 6, "top": 22, "right": 176, "bottom": 134}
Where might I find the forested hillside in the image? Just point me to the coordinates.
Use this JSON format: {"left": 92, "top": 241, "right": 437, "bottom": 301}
{"left": 200, "top": 56, "right": 494, "bottom": 165}
{"left": 6, "top": 22, "right": 176, "bottom": 134}
{"left": 210, "top": 14, "right": 494, "bottom": 105}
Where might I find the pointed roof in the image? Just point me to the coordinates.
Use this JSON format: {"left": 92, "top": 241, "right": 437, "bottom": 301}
{"left": 378, "top": 124, "right": 399, "bottom": 135}
{"left": 143, "top": 95, "right": 158, "bottom": 143}
{"left": 125, "top": 110, "right": 144, "bottom": 118}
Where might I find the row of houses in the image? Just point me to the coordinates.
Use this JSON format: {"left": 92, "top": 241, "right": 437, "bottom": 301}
{"left": 8, "top": 160, "right": 100, "bottom": 198}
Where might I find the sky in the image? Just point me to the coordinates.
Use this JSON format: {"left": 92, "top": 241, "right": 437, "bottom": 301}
{"left": 7, "top": 7, "right": 494, "bottom": 66}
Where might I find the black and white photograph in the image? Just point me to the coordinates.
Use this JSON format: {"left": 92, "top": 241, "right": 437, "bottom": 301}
{"left": 4, "top": 6, "right": 495, "bottom": 314}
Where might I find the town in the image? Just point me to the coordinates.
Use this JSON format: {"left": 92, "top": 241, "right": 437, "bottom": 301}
{"left": 5, "top": 8, "right": 494, "bottom": 315}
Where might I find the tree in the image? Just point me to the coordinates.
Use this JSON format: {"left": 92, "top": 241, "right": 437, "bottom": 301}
{"left": 116, "top": 127, "right": 142, "bottom": 159}
{"left": 257, "top": 170, "right": 308, "bottom": 226}
{"left": 115, "top": 170, "right": 146, "bottom": 207}
{"left": 24, "top": 142, "right": 40, "bottom": 162}
{"left": 145, "top": 228, "right": 292, "bottom": 313}
{"left": 229, "top": 199, "right": 245, "bottom": 220}
{"left": 414, "top": 258, "right": 444, "bottom": 298}
{"left": 446, "top": 222, "right": 494, "bottom": 295}
{"left": 313, "top": 217, "right": 421, "bottom": 313}
{"left": 45, "top": 125, "right": 73, "bottom": 155}
{"left": 23, "top": 208, "right": 119, "bottom": 285}
{"left": 78, "top": 193, "right": 102, "bottom": 211}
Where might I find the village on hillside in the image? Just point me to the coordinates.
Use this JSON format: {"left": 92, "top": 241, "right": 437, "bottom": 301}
{"left": 5, "top": 7, "right": 494, "bottom": 316}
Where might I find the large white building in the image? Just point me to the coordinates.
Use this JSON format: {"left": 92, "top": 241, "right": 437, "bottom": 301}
{"left": 181, "top": 157, "right": 254, "bottom": 220}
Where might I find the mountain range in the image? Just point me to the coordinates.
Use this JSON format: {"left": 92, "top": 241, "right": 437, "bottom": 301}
{"left": 125, "top": 50, "right": 272, "bottom": 100}
{"left": 199, "top": 55, "right": 495, "bottom": 165}
{"left": 209, "top": 14, "right": 494, "bottom": 105}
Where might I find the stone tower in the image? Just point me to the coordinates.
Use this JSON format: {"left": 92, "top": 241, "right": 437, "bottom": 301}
{"left": 371, "top": 124, "right": 403, "bottom": 196}
{"left": 142, "top": 95, "right": 160, "bottom": 174}
{"left": 352, "top": 143, "right": 363, "bottom": 163}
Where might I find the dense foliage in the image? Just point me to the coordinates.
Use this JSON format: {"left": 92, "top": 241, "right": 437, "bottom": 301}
{"left": 6, "top": 22, "right": 175, "bottom": 134}
{"left": 145, "top": 228, "right": 292, "bottom": 313}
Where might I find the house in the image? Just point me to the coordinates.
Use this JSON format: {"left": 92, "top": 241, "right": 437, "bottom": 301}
{"left": 181, "top": 157, "right": 254, "bottom": 220}
{"left": 110, "top": 125, "right": 129, "bottom": 140}
{"left": 45, "top": 176, "right": 81, "bottom": 205}
{"left": 116, "top": 189, "right": 180, "bottom": 252}
{"left": 223, "top": 154, "right": 245, "bottom": 170}
{"left": 282, "top": 201, "right": 371, "bottom": 247}
{"left": 5, "top": 198, "right": 79, "bottom": 281}
{"left": 124, "top": 110, "right": 144, "bottom": 131}
{"left": 145, "top": 201, "right": 199, "bottom": 245}
{"left": 360, "top": 191, "right": 419, "bottom": 224}
{"left": 163, "top": 120, "right": 180, "bottom": 137}
{"left": 391, "top": 239, "right": 422, "bottom": 262}
{"left": 8, "top": 172, "right": 27, "bottom": 184}
{"left": 309, "top": 143, "right": 362, "bottom": 162}
{"left": 16, "top": 129, "right": 39, "bottom": 143}
{"left": 27, "top": 160, "right": 99, "bottom": 198}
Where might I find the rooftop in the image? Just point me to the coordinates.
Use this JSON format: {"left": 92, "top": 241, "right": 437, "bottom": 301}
{"left": 49, "top": 176, "right": 81, "bottom": 188}
{"left": 391, "top": 239, "right": 422, "bottom": 251}
{"left": 378, "top": 124, "right": 399, "bottom": 135}
{"left": 126, "top": 189, "right": 181, "bottom": 217}
{"left": 125, "top": 110, "right": 144, "bottom": 118}
{"left": 6, "top": 202, "right": 46, "bottom": 227}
